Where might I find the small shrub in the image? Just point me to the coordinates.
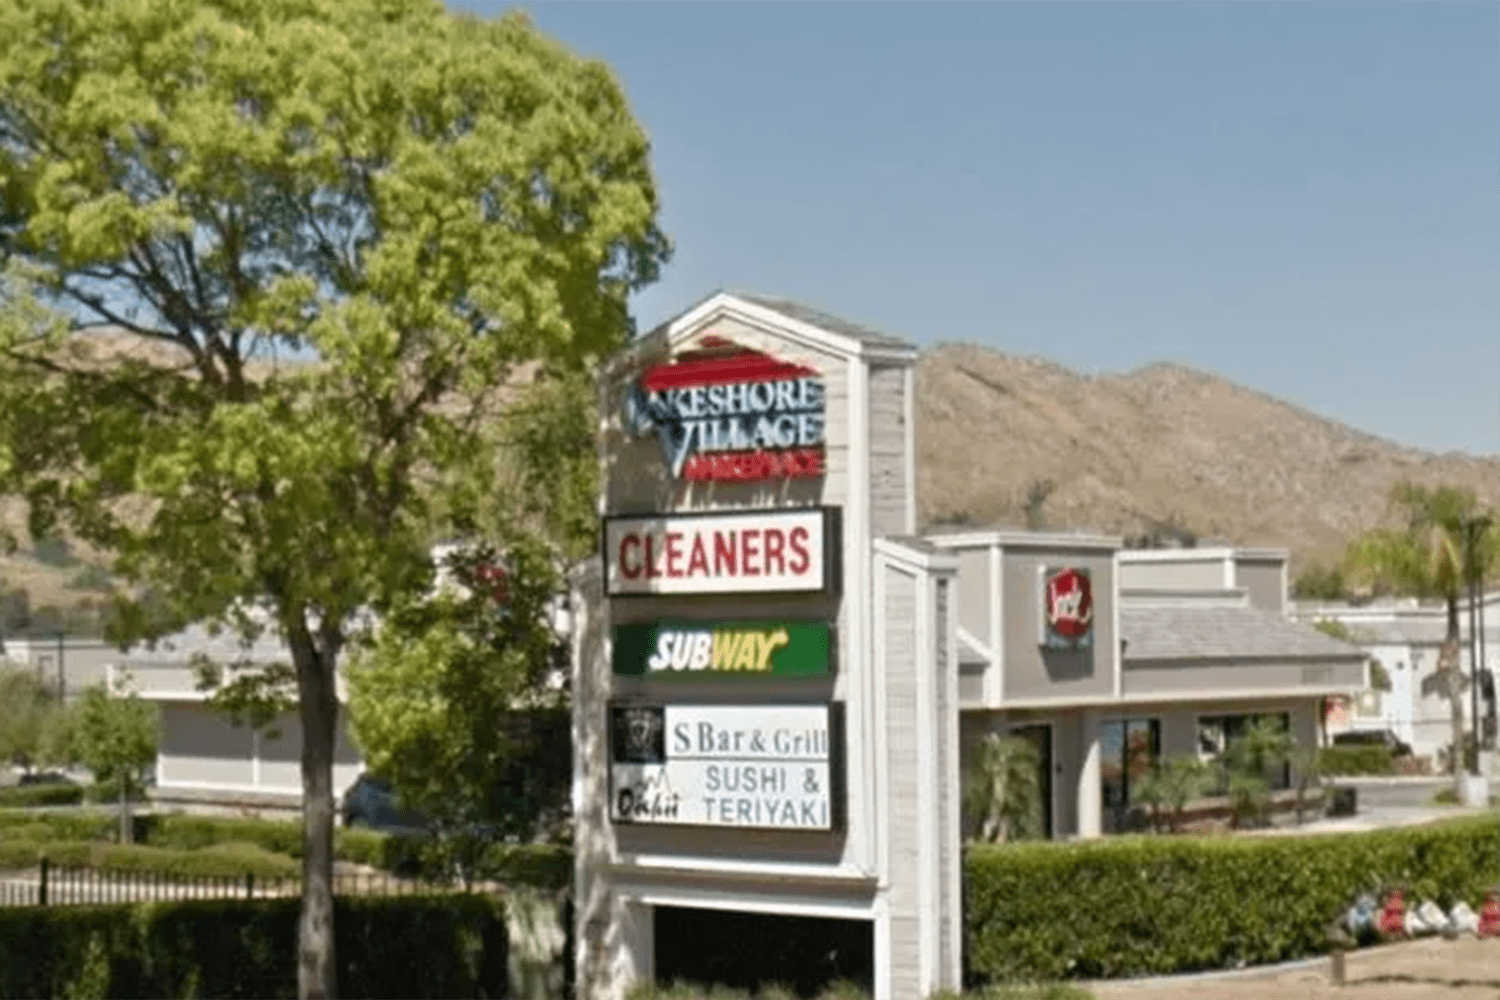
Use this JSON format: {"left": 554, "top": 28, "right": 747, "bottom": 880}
{"left": 0, "top": 784, "right": 84, "bottom": 807}
{"left": 0, "top": 839, "right": 299, "bottom": 880}
{"left": 1318, "top": 746, "right": 1396, "bottom": 776}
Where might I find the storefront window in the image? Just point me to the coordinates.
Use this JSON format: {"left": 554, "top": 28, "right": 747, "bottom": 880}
{"left": 1197, "top": 712, "right": 1292, "bottom": 792}
{"left": 1101, "top": 718, "right": 1160, "bottom": 833}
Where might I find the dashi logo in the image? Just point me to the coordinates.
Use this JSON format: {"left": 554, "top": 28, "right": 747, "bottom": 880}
{"left": 623, "top": 334, "right": 825, "bottom": 482}
{"left": 1043, "top": 567, "right": 1094, "bottom": 648}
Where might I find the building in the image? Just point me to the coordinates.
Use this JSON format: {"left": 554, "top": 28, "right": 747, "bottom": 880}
{"left": 1293, "top": 592, "right": 1500, "bottom": 762}
{"left": 2, "top": 635, "right": 117, "bottom": 702}
{"left": 572, "top": 291, "right": 1370, "bottom": 999}
{"left": 933, "top": 536, "right": 1366, "bottom": 838}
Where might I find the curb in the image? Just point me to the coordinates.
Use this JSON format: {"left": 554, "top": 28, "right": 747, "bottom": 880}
{"left": 1082, "top": 936, "right": 1468, "bottom": 991}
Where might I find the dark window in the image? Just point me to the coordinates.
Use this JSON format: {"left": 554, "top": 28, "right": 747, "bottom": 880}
{"left": 1101, "top": 718, "right": 1160, "bottom": 833}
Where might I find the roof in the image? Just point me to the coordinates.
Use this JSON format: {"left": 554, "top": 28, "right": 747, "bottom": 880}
{"left": 730, "top": 293, "right": 915, "bottom": 351}
{"left": 1122, "top": 605, "right": 1368, "bottom": 662}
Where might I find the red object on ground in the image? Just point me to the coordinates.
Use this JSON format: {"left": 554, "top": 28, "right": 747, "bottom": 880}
{"left": 1479, "top": 893, "right": 1500, "bottom": 938}
{"left": 1377, "top": 891, "right": 1407, "bottom": 937}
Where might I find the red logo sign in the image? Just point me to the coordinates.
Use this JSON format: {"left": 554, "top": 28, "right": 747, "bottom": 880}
{"left": 624, "top": 335, "right": 825, "bottom": 483}
{"left": 1044, "top": 568, "right": 1094, "bottom": 646}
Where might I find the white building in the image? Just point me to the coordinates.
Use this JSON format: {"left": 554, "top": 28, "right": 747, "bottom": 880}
{"left": 1293, "top": 591, "right": 1500, "bottom": 762}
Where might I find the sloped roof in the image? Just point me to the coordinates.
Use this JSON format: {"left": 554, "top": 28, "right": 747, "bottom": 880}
{"left": 731, "top": 293, "right": 915, "bottom": 351}
{"left": 1122, "top": 605, "right": 1367, "bottom": 662}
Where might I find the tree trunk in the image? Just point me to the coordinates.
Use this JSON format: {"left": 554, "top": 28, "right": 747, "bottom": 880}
{"left": 1443, "top": 597, "right": 1466, "bottom": 796}
{"left": 291, "top": 622, "right": 340, "bottom": 1000}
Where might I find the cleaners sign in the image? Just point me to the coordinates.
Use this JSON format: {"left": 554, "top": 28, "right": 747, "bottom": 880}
{"left": 610, "top": 704, "right": 837, "bottom": 830}
{"left": 613, "top": 621, "right": 831, "bottom": 679}
{"left": 623, "top": 335, "right": 826, "bottom": 483}
{"left": 604, "top": 508, "right": 831, "bottom": 596}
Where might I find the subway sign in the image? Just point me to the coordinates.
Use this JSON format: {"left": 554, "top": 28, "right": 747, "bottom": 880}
{"left": 613, "top": 622, "right": 831, "bottom": 679}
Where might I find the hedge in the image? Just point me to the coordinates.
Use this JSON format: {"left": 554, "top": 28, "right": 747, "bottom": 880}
{"left": 1317, "top": 745, "right": 1396, "bottom": 776}
{"left": 0, "top": 840, "right": 300, "bottom": 880}
{"left": 0, "top": 893, "right": 508, "bottom": 999}
{"left": 965, "top": 815, "right": 1500, "bottom": 983}
{"left": 0, "top": 784, "right": 84, "bottom": 808}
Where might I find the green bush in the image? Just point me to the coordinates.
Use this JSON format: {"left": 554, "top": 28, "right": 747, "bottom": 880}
{"left": 335, "top": 826, "right": 389, "bottom": 867}
{"left": 0, "top": 893, "right": 508, "bottom": 999}
{"left": 0, "top": 784, "right": 84, "bottom": 807}
{"left": 143, "top": 814, "right": 304, "bottom": 857}
{"left": 1317, "top": 745, "right": 1396, "bottom": 776}
{"left": 0, "top": 839, "right": 299, "bottom": 880}
{"left": 964, "top": 816, "right": 1500, "bottom": 982}
{"left": 82, "top": 782, "right": 150, "bottom": 805}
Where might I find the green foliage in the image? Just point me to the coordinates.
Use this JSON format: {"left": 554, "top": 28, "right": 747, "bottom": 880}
{"left": 0, "top": 810, "right": 110, "bottom": 840}
{"left": 1310, "top": 618, "right": 1356, "bottom": 643}
{"left": 1317, "top": 745, "right": 1396, "bottom": 776}
{"left": 963, "top": 734, "right": 1043, "bottom": 843}
{"left": 1217, "top": 716, "right": 1295, "bottom": 828}
{"left": 0, "top": 0, "right": 667, "bottom": 985}
{"left": 964, "top": 815, "right": 1500, "bottom": 982}
{"left": 1293, "top": 563, "right": 1348, "bottom": 601}
{"left": 0, "top": 782, "right": 82, "bottom": 807}
{"left": 1368, "top": 660, "right": 1392, "bottom": 692}
{"left": 0, "top": 838, "right": 301, "bottom": 879}
{"left": 0, "top": 894, "right": 508, "bottom": 999}
{"left": 67, "top": 680, "right": 158, "bottom": 809}
{"left": 1131, "top": 755, "right": 1211, "bottom": 833}
{"left": 347, "top": 538, "right": 573, "bottom": 850}
{"left": 0, "top": 667, "right": 73, "bottom": 772}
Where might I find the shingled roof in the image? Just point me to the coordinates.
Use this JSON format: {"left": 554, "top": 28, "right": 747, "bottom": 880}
{"left": 1122, "top": 605, "right": 1368, "bottom": 662}
{"left": 732, "top": 293, "right": 915, "bottom": 351}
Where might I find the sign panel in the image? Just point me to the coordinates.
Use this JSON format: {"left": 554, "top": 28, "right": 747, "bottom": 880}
{"left": 622, "top": 335, "right": 826, "bottom": 483}
{"left": 1039, "top": 566, "right": 1094, "bottom": 649}
{"left": 610, "top": 704, "right": 836, "bottom": 830}
{"left": 613, "top": 621, "right": 831, "bottom": 678}
{"left": 604, "top": 508, "right": 828, "bottom": 596}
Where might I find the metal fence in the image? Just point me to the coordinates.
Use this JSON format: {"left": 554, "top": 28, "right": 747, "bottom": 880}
{"left": 0, "top": 859, "right": 462, "bottom": 907}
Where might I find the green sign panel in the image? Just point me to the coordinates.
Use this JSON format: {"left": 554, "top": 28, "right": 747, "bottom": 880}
{"left": 612, "top": 621, "right": 830, "bottom": 679}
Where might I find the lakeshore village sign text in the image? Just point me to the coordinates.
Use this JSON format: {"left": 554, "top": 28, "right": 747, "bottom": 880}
{"left": 572, "top": 293, "right": 963, "bottom": 1000}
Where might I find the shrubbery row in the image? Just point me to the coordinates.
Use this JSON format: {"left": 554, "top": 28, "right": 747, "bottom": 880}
{"left": 1315, "top": 745, "right": 1396, "bottom": 776}
{"left": 964, "top": 815, "right": 1500, "bottom": 982}
{"left": 0, "top": 894, "right": 508, "bottom": 999}
{"left": 0, "top": 810, "right": 571, "bottom": 888}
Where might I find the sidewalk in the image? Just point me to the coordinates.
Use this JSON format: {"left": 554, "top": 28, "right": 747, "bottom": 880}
{"left": 1089, "top": 936, "right": 1500, "bottom": 1000}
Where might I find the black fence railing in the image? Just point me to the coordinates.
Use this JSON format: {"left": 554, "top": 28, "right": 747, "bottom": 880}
{"left": 0, "top": 859, "right": 468, "bottom": 908}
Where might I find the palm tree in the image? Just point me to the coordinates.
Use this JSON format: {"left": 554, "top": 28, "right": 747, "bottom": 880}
{"left": 962, "top": 733, "right": 1043, "bottom": 843}
{"left": 1345, "top": 482, "right": 1500, "bottom": 795}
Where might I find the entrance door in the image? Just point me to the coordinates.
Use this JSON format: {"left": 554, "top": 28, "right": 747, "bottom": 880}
{"left": 1009, "top": 724, "right": 1053, "bottom": 839}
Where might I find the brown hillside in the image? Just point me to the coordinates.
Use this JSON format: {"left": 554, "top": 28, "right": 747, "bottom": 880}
{"left": 916, "top": 343, "right": 1500, "bottom": 570}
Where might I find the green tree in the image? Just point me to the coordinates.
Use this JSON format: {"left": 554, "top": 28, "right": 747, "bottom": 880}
{"left": 0, "top": 666, "right": 72, "bottom": 772}
{"left": 963, "top": 733, "right": 1043, "bottom": 843}
{"left": 0, "top": 2, "right": 666, "bottom": 995}
{"left": 69, "top": 677, "right": 158, "bottom": 843}
{"left": 1344, "top": 482, "right": 1500, "bottom": 794}
{"left": 1220, "top": 715, "right": 1296, "bottom": 829}
{"left": 1294, "top": 562, "right": 1348, "bottom": 601}
{"left": 1133, "top": 754, "right": 1211, "bottom": 834}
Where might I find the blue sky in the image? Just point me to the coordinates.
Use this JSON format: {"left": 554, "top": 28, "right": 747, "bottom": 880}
{"left": 455, "top": 1, "right": 1500, "bottom": 457}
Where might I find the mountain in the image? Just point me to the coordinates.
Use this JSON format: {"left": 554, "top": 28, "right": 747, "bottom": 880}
{"left": 6, "top": 338, "right": 1499, "bottom": 630}
{"left": 915, "top": 343, "right": 1500, "bottom": 569}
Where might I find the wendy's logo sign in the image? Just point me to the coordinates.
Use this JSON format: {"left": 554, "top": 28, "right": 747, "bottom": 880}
{"left": 623, "top": 335, "right": 825, "bottom": 483}
{"left": 1042, "top": 567, "right": 1094, "bottom": 649}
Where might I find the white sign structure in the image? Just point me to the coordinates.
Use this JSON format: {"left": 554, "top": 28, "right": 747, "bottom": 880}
{"left": 610, "top": 704, "right": 835, "bottom": 830}
{"left": 604, "top": 509, "right": 827, "bottom": 596}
